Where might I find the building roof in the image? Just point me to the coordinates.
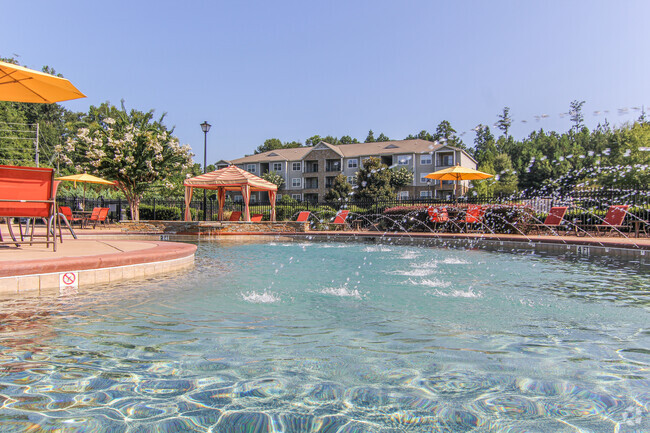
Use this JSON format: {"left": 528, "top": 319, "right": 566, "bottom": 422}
{"left": 229, "top": 147, "right": 312, "bottom": 164}
{"left": 184, "top": 165, "right": 277, "bottom": 191}
{"left": 228, "top": 139, "right": 475, "bottom": 164}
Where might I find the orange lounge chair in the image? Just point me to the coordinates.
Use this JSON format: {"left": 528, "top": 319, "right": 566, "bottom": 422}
{"left": 332, "top": 209, "right": 349, "bottom": 230}
{"left": 427, "top": 206, "right": 449, "bottom": 231}
{"left": 296, "top": 211, "right": 311, "bottom": 222}
{"left": 595, "top": 205, "right": 629, "bottom": 236}
{"left": 0, "top": 165, "right": 58, "bottom": 251}
{"left": 250, "top": 213, "right": 263, "bottom": 222}
{"left": 228, "top": 211, "right": 242, "bottom": 221}
{"left": 532, "top": 206, "right": 568, "bottom": 235}
{"left": 59, "top": 206, "right": 84, "bottom": 227}
{"left": 460, "top": 205, "right": 485, "bottom": 233}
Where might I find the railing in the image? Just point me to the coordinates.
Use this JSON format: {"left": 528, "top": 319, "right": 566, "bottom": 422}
{"left": 56, "top": 186, "right": 650, "bottom": 229}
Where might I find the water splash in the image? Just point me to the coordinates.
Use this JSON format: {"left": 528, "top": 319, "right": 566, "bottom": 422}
{"left": 241, "top": 290, "right": 280, "bottom": 303}
{"left": 320, "top": 286, "right": 362, "bottom": 299}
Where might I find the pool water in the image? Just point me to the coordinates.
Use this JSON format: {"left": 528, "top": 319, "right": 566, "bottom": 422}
{"left": 1, "top": 240, "right": 649, "bottom": 432}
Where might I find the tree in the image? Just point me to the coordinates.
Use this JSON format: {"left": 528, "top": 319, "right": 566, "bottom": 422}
{"left": 472, "top": 125, "right": 497, "bottom": 167}
{"left": 324, "top": 174, "right": 353, "bottom": 201}
{"left": 433, "top": 120, "right": 467, "bottom": 150}
{"left": 492, "top": 153, "right": 518, "bottom": 195}
{"left": 354, "top": 157, "right": 394, "bottom": 201}
{"left": 261, "top": 170, "right": 285, "bottom": 189}
{"left": 339, "top": 135, "right": 358, "bottom": 144}
{"left": 365, "top": 130, "right": 376, "bottom": 143}
{"left": 305, "top": 135, "right": 322, "bottom": 146}
{"left": 390, "top": 166, "right": 413, "bottom": 189}
{"left": 255, "top": 138, "right": 283, "bottom": 154}
{"left": 496, "top": 106, "right": 512, "bottom": 137}
{"left": 569, "top": 100, "right": 585, "bottom": 130}
{"left": 376, "top": 132, "right": 390, "bottom": 142}
{"left": 62, "top": 102, "right": 193, "bottom": 221}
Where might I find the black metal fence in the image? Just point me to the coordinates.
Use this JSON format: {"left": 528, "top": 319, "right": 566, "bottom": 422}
{"left": 57, "top": 186, "right": 650, "bottom": 227}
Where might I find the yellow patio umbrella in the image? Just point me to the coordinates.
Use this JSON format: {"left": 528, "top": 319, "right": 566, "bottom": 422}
{"left": 424, "top": 164, "right": 493, "bottom": 198}
{"left": 0, "top": 60, "right": 86, "bottom": 103}
{"left": 55, "top": 173, "right": 116, "bottom": 210}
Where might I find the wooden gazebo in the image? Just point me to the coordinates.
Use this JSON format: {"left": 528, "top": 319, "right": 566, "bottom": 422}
{"left": 183, "top": 165, "right": 277, "bottom": 222}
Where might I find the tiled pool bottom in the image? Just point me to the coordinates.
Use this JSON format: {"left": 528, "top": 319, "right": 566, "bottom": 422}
{"left": 0, "top": 240, "right": 648, "bottom": 432}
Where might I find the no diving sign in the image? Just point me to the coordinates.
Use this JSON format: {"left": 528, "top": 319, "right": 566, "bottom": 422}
{"left": 59, "top": 271, "right": 79, "bottom": 292}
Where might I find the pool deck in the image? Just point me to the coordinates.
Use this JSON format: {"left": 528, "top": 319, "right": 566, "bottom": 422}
{"left": 0, "top": 223, "right": 647, "bottom": 296}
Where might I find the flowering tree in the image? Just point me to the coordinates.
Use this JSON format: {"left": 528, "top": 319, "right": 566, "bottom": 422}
{"left": 60, "top": 103, "right": 193, "bottom": 220}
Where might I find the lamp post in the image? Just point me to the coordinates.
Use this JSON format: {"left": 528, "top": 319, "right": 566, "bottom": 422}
{"left": 200, "top": 121, "right": 211, "bottom": 221}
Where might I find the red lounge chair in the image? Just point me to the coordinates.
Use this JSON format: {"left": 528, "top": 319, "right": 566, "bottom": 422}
{"left": 532, "top": 206, "right": 568, "bottom": 235}
{"left": 595, "top": 205, "right": 629, "bottom": 236}
{"left": 228, "top": 211, "right": 242, "bottom": 221}
{"left": 460, "top": 205, "right": 485, "bottom": 233}
{"left": 0, "top": 165, "right": 58, "bottom": 251}
{"left": 296, "top": 211, "right": 311, "bottom": 222}
{"left": 59, "top": 206, "right": 84, "bottom": 227}
{"left": 332, "top": 210, "right": 349, "bottom": 230}
{"left": 427, "top": 206, "right": 449, "bottom": 231}
{"left": 84, "top": 207, "right": 101, "bottom": 228}
{"left": 251, "top": 214, "right": 263, "bottom": 222}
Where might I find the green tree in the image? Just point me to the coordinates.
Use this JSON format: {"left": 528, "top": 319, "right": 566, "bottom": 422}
{"left": 376, "top": 132, "right": 390, "bottom": 142}
{"left": 365, "top": 130, "right": 375, "bottom": 143}
{"left": 324, "top": 174, "right": 353, "bottom": 201}
{"left": 472, "top": 124, "right": 497, "bottom": 167}
{"left": 433, "top": 120, "right": 467, "bottom": 150}
{"left": 496, "top": 106, "right": 512, "bottom": 137}
{"left": 354, "top": 157, "right": 394, "bottom": 201}
{"left": 390, "top": 166, "right": 413, "bottom": 188}
{"left": 62, "top": 102, "right": 193, "bottom": 221}
{"left": 255, "top": 138, "right": 283, "bottom": 154}
{"left": 339, "top": 135, "right": 358, "bottom": 144}
{"left": 492, "top": 153, "right": 518, "bottom": 195}
{"left": 569, "top": 100, "right": 585, "bottom": 130}
{"left": 261, "top": 170, "right": 285, "bottom": 189}
{"left": 305, "top": 135, "right": 322, "bottom": 146}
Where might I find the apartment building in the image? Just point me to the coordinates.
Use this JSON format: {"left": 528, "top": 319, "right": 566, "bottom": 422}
{"left": 219, "top": 139, "right": 477, "bottom": 202}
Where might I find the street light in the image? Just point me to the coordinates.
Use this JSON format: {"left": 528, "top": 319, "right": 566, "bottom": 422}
{"left": 200, "top": 121, "right": 211, "bottom": 221}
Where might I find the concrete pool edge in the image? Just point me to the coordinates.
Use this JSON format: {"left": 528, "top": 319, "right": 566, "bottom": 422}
{"left": 0, "top": 241, "right": 197, "bottom": 296}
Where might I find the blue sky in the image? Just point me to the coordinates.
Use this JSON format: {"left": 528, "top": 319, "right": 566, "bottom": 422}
{"left": 3, "top": 1, "right": 649, "bottom": 163}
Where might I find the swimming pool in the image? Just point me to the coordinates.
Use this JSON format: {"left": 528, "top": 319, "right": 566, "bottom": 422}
{"left": 1, "top": 240, "right": 648, "bottom": 432}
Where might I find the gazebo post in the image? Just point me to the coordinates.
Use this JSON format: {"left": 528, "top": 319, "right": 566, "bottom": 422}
{"left": 241, "top": 184, "right": 251, "bottom": 222}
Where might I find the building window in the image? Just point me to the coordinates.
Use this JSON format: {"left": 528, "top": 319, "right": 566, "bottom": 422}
{"left": 442, "top": 180, "right": 454, "bottom": 185}
{"left": 292, "top": 162, "right": 301, "bottom": 171}
{"left": 291, "top": 194, "right": 302, "bottom": 200}
{"left": 246, "top": 164, "right": 256, "bottom": 173}
{"left": 326, "top": 159, "right": 341, "bottom": 172}
{"left": 420, "top": 173, "right": 430, "bottom": 184}
{"left": 234, "top": 195, "right": 243, "bottom": 202}
{"left": 420, "top": 190, "right": 432, "bottom": 198}
{"left": 420, "top": 154, "right": 432, "bottom": 165}
{"left": 277, "top": 194, "right": 282, "bottom": 200}
{"left": 347, "top": 176, "right": 357, "bottom": 185}
{"left": 397, "top": 155, "right": 411, "bottom": 165}
{"left": 438, "top": 154, "right": 454, "bottom": 166}
{"left": 397, "top": 190, "right": 409, "bottom": 200}
{"left": 347, "top": 159, "right": 358, "bottom": 169}
{"left": 305, "top": 178, "right": 318, "bottom": 189}
{"left": 272, "top": 162, "right": 282, "bottom": 171}
{"left": 291, "top": 178, "right": 302, "bottom": 188}
{"left": 250, "top": 194, "right": 257, "bottom": 203}
{"left": 325, "top": 176, "right": 336, "bottom": 188}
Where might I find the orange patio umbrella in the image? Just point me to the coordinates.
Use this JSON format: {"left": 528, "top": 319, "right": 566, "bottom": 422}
{"left": 0, "top": 60, "right": 86, "bottom": 103}
{"left": 55, "top": 173, "right": 116, "bottom": 210}
{"left": 424, "top": 164, "right": 493, "bottom": 198}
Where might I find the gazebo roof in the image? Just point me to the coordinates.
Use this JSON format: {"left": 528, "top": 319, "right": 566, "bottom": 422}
{"left": 184, "top": 165, "right": 278, "bottom": 191}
